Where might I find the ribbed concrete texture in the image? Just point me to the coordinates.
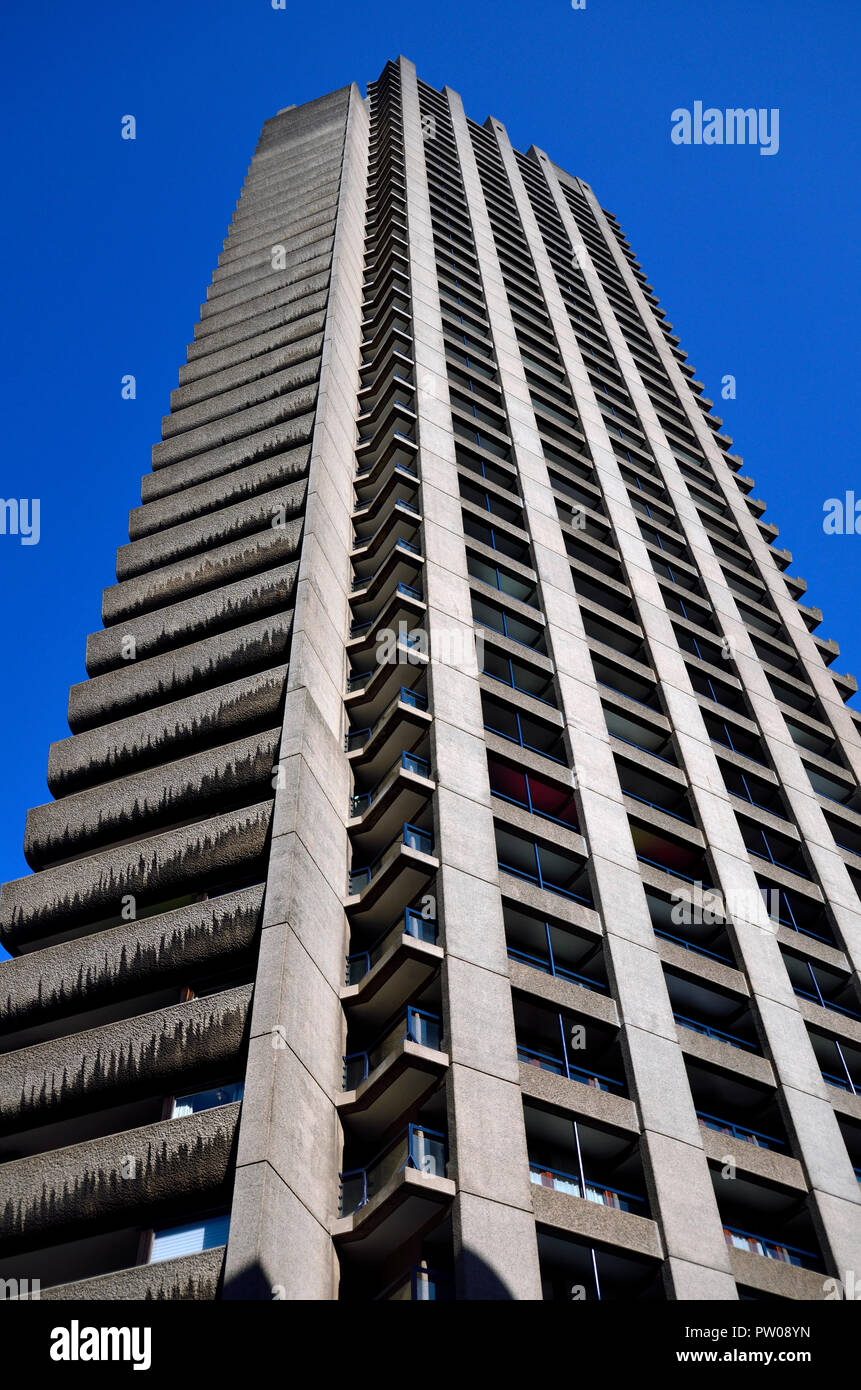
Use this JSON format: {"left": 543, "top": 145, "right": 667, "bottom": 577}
{"left": 1, "top": 58, "right": 860, "bottom": 1303}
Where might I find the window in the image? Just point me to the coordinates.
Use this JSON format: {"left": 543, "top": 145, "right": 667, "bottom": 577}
{"left": 148, "top": 1212, "right": 231, "bottom": 1264}
{"left": 170, "top": 1082, "right": 244, "bottom": 1119}
{"left": 488, "top": 756, "right": 578, "bottom": 829}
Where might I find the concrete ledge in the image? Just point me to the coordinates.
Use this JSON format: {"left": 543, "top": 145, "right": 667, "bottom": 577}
{"left": 47, "top": 668, "right": 287, "bottom": 795}
{"left": 676, "top": 1025, "right": 774, "bottom": 1086}
{"left": 700, "top": 1125, "right": 807, "bottom": 1190}
{"left": 163, "top": 354, "right": 320, "bottom": 443}
{"left": 192, "top": 257, "right": 330, "bottom": 340}
{"left": 38, "top": 1245, "right": 225, "bottom": 1300}
{"left": 151, "top": 384, "right": 318, "bottom": 472}
{"left": 509, "top": 958, "right": 619, "bottom": 1027}
{"left": 728, "top": 1246, "right": 828, "bottom": 1299}
{"left": 25, "top": 728, "right": 281, "bottom": 868}
{"left": 88, "top": 562, "right": 298, "bottom": 673}
{"left": 0, "top": 802, "right": 272, "bottom": 947}
{"left": 166, "top": 340, "right": 322, "bottom": 428}
{"left": 67, "top": 613, "right": 293, "bottom": 730}
{"left": 120, "top": 480, "right": 306, "bottom": 581}
{"left": 129, "top": 446, "right": 310, "bottom": 540}
{"left": 531, "top": 1182, "right": 662, "bottom": 1259}
{"left": 141, "top": 413, "right": 316, "bottom": 504}
{"left": 104, "top": 518, "right": 301, "bottom": 625}
{"left": 518, "top": 1062, "right": 639, "bottom": 1132}
{"left": 0, "top": 1104, "right": 240, "bottom": 1247}
{"left": 0, "top": 885, "right": 263, "bottom": 1031}
{"left": 0, "top": 986, "right": 252, "bottom": 1126}
{"left": 182, "top": 285, "right": 328, "bottom": 371}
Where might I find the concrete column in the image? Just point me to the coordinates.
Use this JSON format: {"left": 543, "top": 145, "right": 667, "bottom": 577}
{"left": 487, "top": 122, "right": 737, "bottom": 1299}
{"left": 223, "top": 85, "right": 369, "bottom": 1301}
{"left": 398, "top": 57, "right": 542, "bottom": 1300}
{"left": 535, "top": 154, "right": 861, "bottom": 1282}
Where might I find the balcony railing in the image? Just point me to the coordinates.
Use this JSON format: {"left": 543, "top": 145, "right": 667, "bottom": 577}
{"left": 722, "top": 1225, "right": 819, "bottom": 1270}
{"left": 339, "top": 1124, "right": 446, "bottom": 1216}
{"left": 654, "top": 929, "right": 733, "bottom": 966}
{"left": 346, "top": 686, "right": 428, "bottom": 752}
{"left": 674, "top": 1012, "right": 758, "bottom": 1053}
{"left": 506, "top": 944, "right": 608, "bottom": 994}
{"left": 348, "top": 822, "right": 434, "bottom": 894}
{"left": 346, "top": 906, "right": 439, "bottom": 984}
{"left": 517, "top": 1043, "right": 625, "bottom": 1094}
{"left": 529, "top": 1162, "right": 646, "bottom": 1213}
{"left": 822, "top": 1068, "right": 859, "bottom": 1096}
{"left": 350, "top": 750, "right": 431, "bottom": 816}
{"left": 497, "top": 838, "right": 591, "bottom": 905}
{"left": 696, "top": 1111, "right": 784, "bottom": 1152}
{"left": 343, "top": 1006, "right": 442, "bottom": 1089}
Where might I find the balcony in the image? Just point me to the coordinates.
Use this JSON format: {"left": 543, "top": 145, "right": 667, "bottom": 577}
{"left": 346, "top": 635, "right": 429, "bottom": 727}
{"left": 504, "top": 903, "right": 608, "bottom": 995}
{"left": 481, "top": 643, "right": 557, "bottom": 707}
{"left": 346, "top": 684, "right": 429, "bottom": 766}
{"left": 495, "top": 824, "right": 592, "bottom": 905}
{"left": 343, "top": 1006, "right": 442, "bottom": 1090}
{"left": 346, "top": 823, "right": 438, "bottom": 929}
{"left": 334, "top": 1123, "right": 454, "bottom": 1258}
{"left": 723, "top": 1225, "right": 819, "bottom": 1271}
{"left": 514, "top": 998, "right": 627, "bottom": 1106}
{"left": 782, "top": 949, "right": 861, "bottom": 1022}
{"left": 518, "top": 1045, "right": 624, "bottom": 1094}
{"left": 340, "top": 998, "right": 447, "bottom": 1138}
{"left": 697, "top": 1112, "right": 785, "bottom": 1153}
{"left": 348, "top": 751, "right": 434, "bottom": 859}
{"left": 346, "top": 905, "right": 438, "bottom": 986}
{"left": 630, "top": 824, "right": 711, "bottom": 888}
{"left": 352, "top": 464, "right": 420, "bottom": 540}
{"left": 471, "top": 594, "right": 548, "bottom": 656}
{"left": 529, "top": 1163, "right": 646, "bottom": 1213}
{"left": 488, "top": 757, "right": 579, "bottom": 832}
{"left": 350, "top": 535, "right": 422, "bottom": 603}
{"left": 482, "top": 692, "right": 566, "bottom": 764}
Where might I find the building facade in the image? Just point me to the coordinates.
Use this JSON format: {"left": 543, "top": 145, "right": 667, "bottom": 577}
{"left": 2, "top": 57, "right": 861, "bottom": 1302}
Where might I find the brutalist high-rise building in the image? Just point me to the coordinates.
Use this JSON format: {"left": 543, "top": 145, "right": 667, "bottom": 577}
{"left": 2, "top": 57, "right": 861, "bottom": 1304}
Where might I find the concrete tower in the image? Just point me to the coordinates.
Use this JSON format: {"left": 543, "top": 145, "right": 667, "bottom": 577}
{"left": 2, "top": 58, "right": 861, "bottom": 1303}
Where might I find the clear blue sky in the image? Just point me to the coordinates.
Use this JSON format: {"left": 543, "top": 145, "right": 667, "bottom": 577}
{"left": 1, "top": 0, "right": 859, "bottom": 956}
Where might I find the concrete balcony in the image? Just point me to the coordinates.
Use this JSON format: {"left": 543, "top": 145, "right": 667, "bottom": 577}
{"left": 726, "top": 1245, "right": 828, "bottom": 1300}
{"left": 127, "top": 443, "right": 311, "bottom": 542}
{"left": 347, "top": 686, "right": 431, "bottom": 782}
{"left": 37, "top": 1245, "right": 225, "bottom": 1301}
{"left": 0, "top": 1102, "right": 240, "bottom": 1253}
{"left": 342, "top": 910, "right": 443, "bottom": 1029}
{"left": 0, "top": 800, "right": 272, "bottom": 949}
{"left": 345, "top": 826, "right": 439, "bottom": 930}
{"left": 530, "top": 1182, "right": 662, "bottom": 1261}
{"left": 338, "top": 1018, "right": 448, "bottom": 1139}
{"left": 25, "top": 728, "right": 281, "bottom": 869}
{"left": 141, "top": 406, "right": 316, "bottom": 505}
{"left": 333, "top": 1126, "right": 455, "bottom": 1261}
{"left": 67, "top": 613, "right": 293, "bottom": 729}
{"left": 183, "top": 281, "right": 328, "bottom": 372}
{"left": 103, "top": 516, "right": 302, "bottom": 626}
{"left": 49, "top": 666, "right": 286, "bottom": 796}
{"left": 0, "top": 986, "right": 252, "bottom": 1131}
{"left": 0, "top": 884, "right": 263, "bottom": 1037}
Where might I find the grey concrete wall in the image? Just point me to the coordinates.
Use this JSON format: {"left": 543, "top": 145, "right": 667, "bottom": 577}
{"left": 399, "top": 58, "right": 543, "bottom": 1301}
{"left": 223, "top": 82, "right": 369, "bottom": 1303}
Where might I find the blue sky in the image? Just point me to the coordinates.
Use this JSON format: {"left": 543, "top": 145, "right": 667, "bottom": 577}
{"left": 1, "top": 0, "right": 859, "bottom": 951}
